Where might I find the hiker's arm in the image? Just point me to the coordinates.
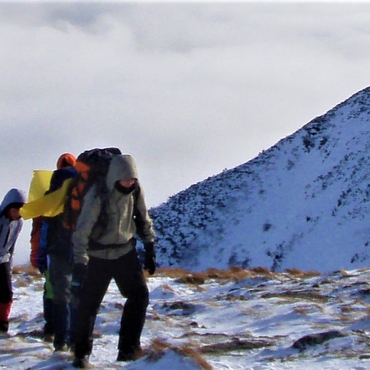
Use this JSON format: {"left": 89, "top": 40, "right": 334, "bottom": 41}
{"left": 134, "top": 184, "right": 155, "bottom": 244}
{"left": 72, "top": 188, "right": 101, "bottom": 265}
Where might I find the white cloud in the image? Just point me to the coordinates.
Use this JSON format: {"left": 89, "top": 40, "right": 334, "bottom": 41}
{"left": 2, "top": 2, "right": 370, "bottom": 264}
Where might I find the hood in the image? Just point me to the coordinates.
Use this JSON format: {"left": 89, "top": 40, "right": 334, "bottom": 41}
{"left": 56, "top": 153, "right": 76, "bottom": 169}
{"left": 106, "top": 154, "right": 139, "bottom": 191}
{"left": 0, "top": 188, "right": 27, "bottom": 213}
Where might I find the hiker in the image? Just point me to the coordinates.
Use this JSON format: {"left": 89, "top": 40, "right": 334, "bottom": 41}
{"left": 0, "top": 188, "right": 26, "bottom": 333}
{"left": 71, "top": 154, "right": 156, "bottom": 368}
{"left": 40, "top": 153, "right": 77, "bottom": 351}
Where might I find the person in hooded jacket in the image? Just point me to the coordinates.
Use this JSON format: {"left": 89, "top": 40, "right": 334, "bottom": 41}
{"left": 0, "top": 188, "right": 26, "bottom": 333}
{"left": 71, "top": 154, "right": 156, "bottom": 369}
{"left": 40, "top": 153, "right": 77, "bottom": 351}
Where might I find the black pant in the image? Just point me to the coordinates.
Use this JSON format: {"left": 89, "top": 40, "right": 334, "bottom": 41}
{"left": 73, "top": 249, "right": 149, "bottom": 358}
{"left": 49, "top": 254, "right": 72, "bottom": 347}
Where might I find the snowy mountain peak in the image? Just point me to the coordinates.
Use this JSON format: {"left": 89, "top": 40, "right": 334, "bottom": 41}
{"left": 151, "top": 87, "right": 370, "bottom": 273}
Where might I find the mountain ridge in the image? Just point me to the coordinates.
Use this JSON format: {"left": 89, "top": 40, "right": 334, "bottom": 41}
{"left": 150, "top": 86, "right": 370, "bottom": 273}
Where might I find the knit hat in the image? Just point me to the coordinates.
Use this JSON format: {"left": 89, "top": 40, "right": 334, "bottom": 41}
{"left": 56, "top": 153, "right": 77, "bottom": 169}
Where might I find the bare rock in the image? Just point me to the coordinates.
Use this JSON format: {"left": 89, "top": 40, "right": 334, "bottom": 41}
{"left": 292, "top": 330, "right": 347, "bottom": 350}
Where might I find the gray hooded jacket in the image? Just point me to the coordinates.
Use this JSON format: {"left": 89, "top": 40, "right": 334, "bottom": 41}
{"left": 72, "top": 154, "right": 155, "bottom": 265}
{"left": 0, "top": 188, "right": 26, "bottom": 264}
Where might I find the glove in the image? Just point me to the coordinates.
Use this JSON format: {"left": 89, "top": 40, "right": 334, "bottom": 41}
{"left": 144, "top": 242, "right": 156, "bottom": 275}
{"left": 71, "top": 263, "right": 88, "bottom": 295}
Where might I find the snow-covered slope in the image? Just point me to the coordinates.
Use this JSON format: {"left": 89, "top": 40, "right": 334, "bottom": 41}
{"left": 5, "top": 266, "right": 370, "bottom": 369}
{"left": 151, "top": 87, "right": 370, "bottom": 273}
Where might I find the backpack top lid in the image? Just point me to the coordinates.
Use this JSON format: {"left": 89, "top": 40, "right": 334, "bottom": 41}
{"left": 75, "top": 147, "right": 122, "bottom": 180}
{"left": 63, "top": 147, "right": 122, "bottom": 230}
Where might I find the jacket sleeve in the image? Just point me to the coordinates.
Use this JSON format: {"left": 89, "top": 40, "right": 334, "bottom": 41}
{"left": 30, "top": 217, "right": 42, "bottom": 268}
{"left": 0, "top": 219, "right": 23, "bottom": 264}
{"left": 134, "top": 184, "right": 155, "bottom": 244}
{"left": 37, "top": 218, "right": 49, "bottom": 268}
{"left": 72, "top": 187, "right": 102, "bottom": 265}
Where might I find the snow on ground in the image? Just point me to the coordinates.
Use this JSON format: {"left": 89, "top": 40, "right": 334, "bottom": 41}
{"left": 2, "top": 266, "right": 370, "bottom": 369}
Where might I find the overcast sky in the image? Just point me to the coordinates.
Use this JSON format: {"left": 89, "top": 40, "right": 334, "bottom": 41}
{"left": 2, "top": 1, "right": 370, "bottom": 262}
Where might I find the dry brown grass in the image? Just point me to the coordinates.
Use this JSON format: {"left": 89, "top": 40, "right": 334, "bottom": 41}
{"left": 335, "top": 313, "right": 354, "bottom": 322}
{"left": 13, "top": 264, "right": 40, "bottom": 277}
{"left": 147, "top": 338, "right": 212, "bottom": 370}
{"left": 155, "top": 267, "right": 194, "bottom": 278}
{"left": 294, "top": 304, "right": 324, "bottom": 315}
{"left": 155, "top": 266, "right": 255, "bottom": 285}
{"left": 178, "top": 346, "right": 213, "bottom": 370}
{"left": 16, "top": 278, "right": 30, "bottom": 288}
{"left": 12, "top": 264, "right": 42, "bottom": 288}
{"left": 152, "top": 266, "right": 321, "bottom": 287}
{"left": 161, "top": 283, "right": 175, "bottom": 292}
{"left": 262, "top": 290, "right": 329, "bottom": 303}
{"left": 340, "top": 305, "right": 353, "bottom": 314}
{"left": 176, "top": 274, "right": 206, "bottom": 285}
{"left": 294, "top": 307, "right": 310, "bottom": 315}
{"left": 155, "top": 266, "right": 323, "bottom": 287}
{"left": 357, "top": 267, "right": 370, "bottom": 273}
{"left": 206, "top": 266, "right": 256, "bottom": 281}
{"left": 249, "top": 266, "right": 272, "bottom": 275}
{"left": 284, "top": 268, "right": 321, "bottom": 278}
{"left": 199, "top": 337, "right": 274, "bottom": 354}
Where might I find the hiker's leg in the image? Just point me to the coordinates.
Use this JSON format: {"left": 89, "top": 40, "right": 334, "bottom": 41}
{"left": 43, "top": 270, "right": 54, "bottom": 339}
{"left": 114, "top": 250, "right": 149, "bottom": 357}
{"left": 0, "top": 262, "right": 13, "bottom": 332}
{"left": 73, "top": 257, "right": 112, "bottom": 358}
{"left": 49, "top": 254, "right": 72, "bottom": 350}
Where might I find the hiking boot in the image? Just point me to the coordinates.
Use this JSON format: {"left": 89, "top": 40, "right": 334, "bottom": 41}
{"left": 72, "top": 356, "right": 89, "bottom": 368}
{"left": 54, "top": 343, "right": 69, "bottom": 352}
{"left": 117, "top": 347, "right": 143, "bottom": 362}
{"left": 117, "top": 350, "right": 135, "bottom": 361}
{"left": 44, "top": 332, "right": 54, "bottom": 343}
{"left": 0, "top": 321, "right": 9, "bottom": 333}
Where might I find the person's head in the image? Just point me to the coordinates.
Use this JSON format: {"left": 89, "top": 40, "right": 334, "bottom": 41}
{"left": 5, "top": 203, "right": 23, "bottom": 220}
{"left": 118, "top": 178, "right": 136, "bottom": 189}
{"left": 107, "top": 154, "right": 139, "bottom": 191}
{"left": 0, "top": 188, "right": 26, "bottom": 219}
{"left": 56, "top": 153, "right": 76, "bottom": 169}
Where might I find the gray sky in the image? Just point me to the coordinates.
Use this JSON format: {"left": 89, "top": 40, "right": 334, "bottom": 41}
{"left": 2, "top": 1, "right": 370, "bottom": 262}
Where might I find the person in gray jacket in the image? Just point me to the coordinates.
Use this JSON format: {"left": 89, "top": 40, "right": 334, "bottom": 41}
{"left": 0, "top": 188, "right": 26, "bottom": 332}
{"left": 72, "top": 154, "right": 156, "bottom": 369}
